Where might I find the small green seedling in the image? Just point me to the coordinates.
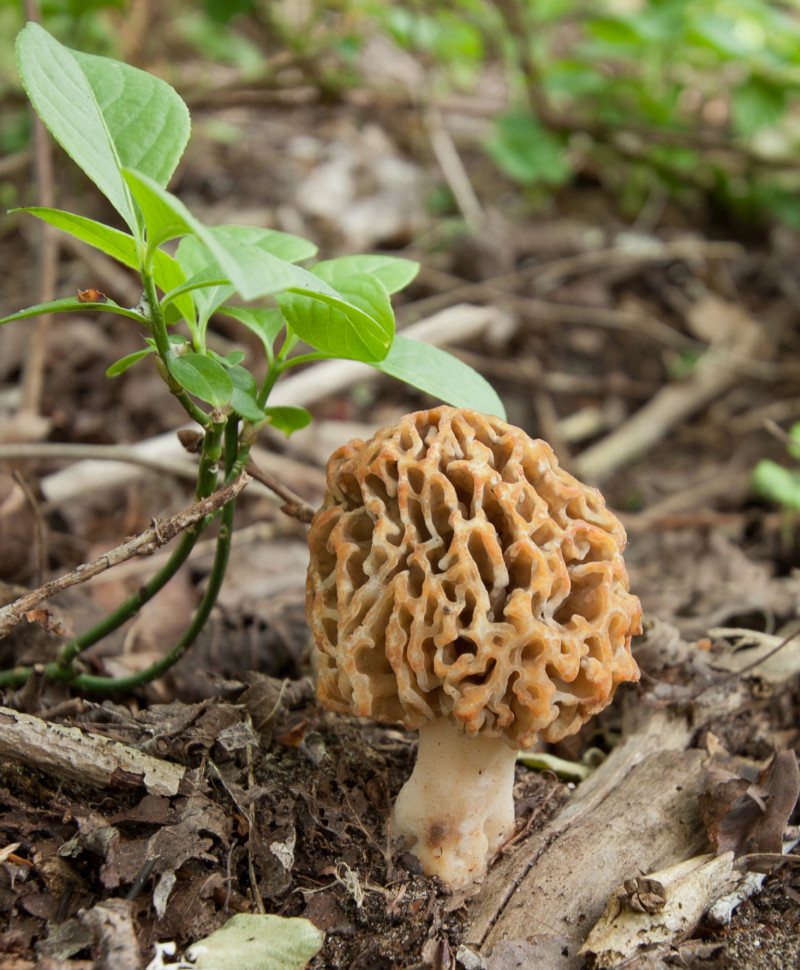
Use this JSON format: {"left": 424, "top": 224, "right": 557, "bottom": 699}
{"left": 751, "top": 422, "right": 800, "bottom": 561}
{"left": 0, "top": 23, "right": 503, "bottom": 694}
{"left": 751, "top": 423, "right": 800, "bottom": 512}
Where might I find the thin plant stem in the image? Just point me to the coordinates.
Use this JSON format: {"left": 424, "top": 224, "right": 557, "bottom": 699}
{"left": 257, "top": 329, "right": 300, "bottom": 407}
{"left": 196, "top": 412, "right": 226, "bottom": 498}
{"left": 51, "top": 416, "right": 234, "bottom": 672}
{"left": 57, "top": 491, "right": 238, "bottom": 693}
{"left": 52, "top": 526, "right": 200, "bottom": 670}
{"left": 0, "top": 453, "right": 250, "bottom": 691}
{"left": 142, "top": 269, "right": 209, "bottom": 428}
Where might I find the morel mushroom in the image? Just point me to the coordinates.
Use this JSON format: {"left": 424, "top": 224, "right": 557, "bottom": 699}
{"left": 306, "top": 406, "right": 641, "bottom": 889}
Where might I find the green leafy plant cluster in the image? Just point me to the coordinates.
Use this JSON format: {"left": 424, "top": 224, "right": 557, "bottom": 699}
{"left": 360, "top": 0, "right": 800, "bottom": 224}
{"left": 0, "top": 22, "right": 502, "bottom": 694}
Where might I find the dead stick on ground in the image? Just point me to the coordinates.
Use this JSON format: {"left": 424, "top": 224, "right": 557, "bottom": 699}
{"left": 20, "top": 0, "right": 58, "bottom": 417}
{"left": 424, "top": 104, "right": 484, "bottom": 231}
{"left": 573, "top": 301, "right": 762, "bottom": 485}
{"left": 0, "top": 471, "right": 251, "bottom": 639}
{"left": 0, "top": 706, "right": 186, "bottom": 796}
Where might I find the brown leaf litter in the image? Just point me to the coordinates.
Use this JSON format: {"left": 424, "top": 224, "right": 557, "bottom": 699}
{"left": 0, "top": 676, "right": 565, "bottom": 969}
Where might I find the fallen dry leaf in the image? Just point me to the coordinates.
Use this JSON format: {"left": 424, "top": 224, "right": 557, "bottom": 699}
{"left": 699, "top": 751, "right": 800, "bottom": 860}
{"left": 23, "top": 609, "right": 67, "bottom": 637}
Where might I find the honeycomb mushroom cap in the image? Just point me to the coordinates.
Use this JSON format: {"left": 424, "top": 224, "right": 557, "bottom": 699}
{"left": 306, "top": 406, "right": 641, "bottom": 748}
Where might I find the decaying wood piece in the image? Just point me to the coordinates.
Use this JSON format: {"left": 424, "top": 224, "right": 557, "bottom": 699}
{"left": 468, "top": 624, "right": 800, "bottom": 968}
{"left": 0, "top": 706, "right": 186, "bottom": 797}
{"left": 578, "top": 852, "right": 738, "bottom": 968}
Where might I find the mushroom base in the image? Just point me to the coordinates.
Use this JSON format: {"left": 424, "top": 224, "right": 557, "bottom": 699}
{"left": 391, "top": 718, "right": 518, "bottom": 890}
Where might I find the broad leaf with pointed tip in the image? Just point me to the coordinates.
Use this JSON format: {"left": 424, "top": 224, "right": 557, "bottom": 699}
{"left": 0, "top": 297, "right": 148, "bottom": 327}
{"left": 122, "top": 168, "right": 194, "bottom": 259}
{"left": 106, "top": 348, "right": 154, "bottom": 376}
{"left": 263, "top": 406, "right": 312, "bottom": 436}
{"left": 276, "top": 272, "right": 394, "bottom": 361}
{"left": 16, "top": 207, "right": 141, "bottom": 267}
{"left": 16, "top": 23, "right": 189, "bottom": 234}
{"left": 371, "top": 336, "right": 506, "bottom": 418}
{"left": 126, "top": 172, "right": 394, "bottom": 360}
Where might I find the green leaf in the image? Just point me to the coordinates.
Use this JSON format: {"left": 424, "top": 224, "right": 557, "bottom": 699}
{"left": 72, "top": 50, "right": 189, "bottom": 188}
{"left": 751, "top": 459, "right": 800, "bottom": 510}
{"left": 219, "top": 306, "right": 285, "bottom": 354}
{"left": 117, "top": 173, "right": 393, "bottom": 358}
{"left": 228, "top": 366, "right": 265, "bottom": 422}
{"left": 172, "top": 225, "right": 316, "bottom": 330}
{"left": 371, "top": 336, "right": 506, "bottom": 418}
{"left": 787, "top": 422, "right": 800, "bottom": 461}
{"left": 212, "top": 225, "right": 318, "bottom": 263}
{"left": 208, "top": 231, "right": 320, "bottom": 303}
{"left": 123, "top": 168, "right": 194, "bottom": 257}
{"left": 152, "top": 250, "right": 196, "bottom": 329}
{"left": 586, "top": 16, "right": 642, "bottom": 46}
{"left": 106, "top": 348, "right": 153, "bottom": 376}
{"left": 231, "top": 392, "right": 264, "bottom": 423}
{"left": 174, "top": 235, "right": 235, "bottom": 327}
{"left": 203, "top": 0, "right": 255, "bottom": 23}
{"left": 688, "top": 14, "right": 765, "bottom": 58}
{"left": 16, "top": 23, "right": 189, "bottom": 232}
{"left": 227, "top": 365, "right": 257, "bottom": 393}
{"left": 186, "top": 913, "right": 324, "bottom": 970}
{"left": 324, "top": 272, "right": 394, "bottom": 341}
{"left": 15, "top": 203, "right": 195, "bottom": 327}
{"left": 312, "top": 255, "right": 419, "bottom": 294}
{"left": 213, "top": 350, "right": 247, "bottom": 367}
{"left": 0, "top": 297, "right": 148, "bottom": 326}
{"left": 276, "top": 273, "right": 394, "bottom": 362}
{"left": 484, "top": 111, "right": 571, "bottom": 187}
{"left": 168, "top": 352, "right": 233, "bottom": 408}
{"left": 275, "top": 291, "right": 382, "bottom": 361}
{"left": 160, "top": 269, "right": 232, "bottom": 310}
{"left": 545, "top": 60, "right": 607, "bottom": 98}
{"left": 125, "top": 174, "right": 321, "bottom": 302}
{"left": 731, "top": 77, "right": 786, "bottom": 136}
{"left": 263, "top": 405, "right": 312, "bottom": 436}
{"left": 15, "top": 207, "right": 141, "bottom": 268}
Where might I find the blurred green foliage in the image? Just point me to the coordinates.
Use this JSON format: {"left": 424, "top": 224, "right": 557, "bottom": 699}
{"left": 358, "top": 0, "right": 800, "bottom": 226}
{"left": 752, "top": 423, "right": 800, "bottom": 512}
{"left": 5, "top": 0, "right": 800, "bottom": 228}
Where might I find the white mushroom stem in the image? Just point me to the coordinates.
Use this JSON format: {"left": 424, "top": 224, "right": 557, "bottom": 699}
{"left": 391, "top": 717, "right": 518, "bottom": 890}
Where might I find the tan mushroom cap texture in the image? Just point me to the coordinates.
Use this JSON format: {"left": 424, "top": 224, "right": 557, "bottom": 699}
{"left": 306, "top": 406, "right": 641, "bottom": 749}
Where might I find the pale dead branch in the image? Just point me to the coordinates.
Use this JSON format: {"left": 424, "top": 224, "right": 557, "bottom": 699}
{"left": 0, "top": 471, "right": 251, "bottom": 639}
{"left": 573, "top": 297, "right": 763, "bottom": 484}
{"left": 0, "top": 705, "right": 186, "bottom": 796}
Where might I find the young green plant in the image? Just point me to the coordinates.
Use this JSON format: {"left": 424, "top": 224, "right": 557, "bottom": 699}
{"left": 751, "top": 422, "right": 800, "bottom": 560}
{"left": 0, "top": 22, "right": 504, "bottom": 694}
